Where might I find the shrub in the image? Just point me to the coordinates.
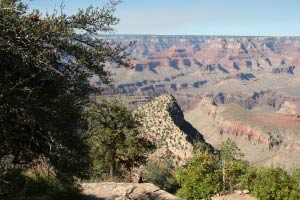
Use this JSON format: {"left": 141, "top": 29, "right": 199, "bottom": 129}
{"left": 142, "top": 158, "right": 178, "bottom": 193}
{"left": 175, "top": 152, "right": 221, "bottom": 200}
{"left": 252, "top": 167, "right": 295, "bottom": 200}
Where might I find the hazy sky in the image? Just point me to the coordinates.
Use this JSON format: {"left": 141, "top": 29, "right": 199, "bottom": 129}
{"left": 23, "top": 0, "right": 300, "bottom": 36}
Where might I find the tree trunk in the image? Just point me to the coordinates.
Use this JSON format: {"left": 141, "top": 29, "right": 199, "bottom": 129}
{"left": 222, "top": 159, "right": 226, "bottom": 191}
{"left": 110, "top": 164, "right": 115, "bottom": 178}
{"left": 109, "top": 151, "right": 116, "bottom": 178}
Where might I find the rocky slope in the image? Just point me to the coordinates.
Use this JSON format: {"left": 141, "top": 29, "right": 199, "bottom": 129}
{"left": 186, "top": 97, "right": 300, "bottom": 167}
{"left": 133, "top": 94, "right": 208, "bottom": 164}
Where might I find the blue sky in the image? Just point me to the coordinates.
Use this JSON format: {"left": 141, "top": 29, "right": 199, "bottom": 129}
{"left": 23, "top": 0, "right": 300, "bottom": 36}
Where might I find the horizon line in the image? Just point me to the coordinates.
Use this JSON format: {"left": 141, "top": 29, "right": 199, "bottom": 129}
{"left": 99, "top": 33, "right": 300, "bottom": 38}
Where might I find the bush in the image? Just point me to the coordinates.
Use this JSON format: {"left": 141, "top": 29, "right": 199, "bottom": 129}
{"left": 173, "top": 139, "right": 300, "bottom": 200}
{"left": 225, "top": 160, "right": 249, "bottom": 191}
{"left": 238, "top": 166, "right": 257, "bottom": 191}
{"left": 252, "top": 167, "right": 296, "bottom": 200}
{"left": 142, "top": 158, "right": 178, "bottom": 193}
{"left": 175, "top": 152, "right": 221, "bottom": 200}
{"left": 290, "top": 170, "right": 300, "bottom": 199}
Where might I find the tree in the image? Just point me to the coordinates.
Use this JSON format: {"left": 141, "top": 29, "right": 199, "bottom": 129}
{"left": 175, "top": 152, "right": 221, "bottom": 200}
{"left": 219, "top": 139, "right": 244, "bottom": 191}
{"left": 0, "top": 0, "right": 129, "bottom": 183}
{"left": 86, "top": 98, "right": 154, "bottom": 179}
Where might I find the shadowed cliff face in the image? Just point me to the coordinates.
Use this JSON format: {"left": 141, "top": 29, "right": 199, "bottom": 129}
{"left": 133, "top": 94, "right": 209, "bottom": 165}
{"left": 94, "top": 35, "right": 300, "bottom": 112}
{"left": 185, "top": 97, "right": 300, "bottom": 168}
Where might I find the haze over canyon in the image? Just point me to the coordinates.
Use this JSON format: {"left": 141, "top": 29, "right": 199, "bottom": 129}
{"left": 94, "top": 35, "right": 300, "bottom": 167}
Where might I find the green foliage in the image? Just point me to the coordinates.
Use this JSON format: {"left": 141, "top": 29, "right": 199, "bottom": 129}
{"left": 225, "top": 159, "right": 249, "bottom": 191}
{"left": 175, "top": 152, "right": 221, "bottom": 200}
{"left": 86, "top": 98, "right": 155, "bottom": 179}
{"left": 253, "top": 167, "right": 292, "bottom": 200}
{"left": 220, "top": 139, "right": 243, "bottom": 161}
{"left": 290, "top": 170, "right": 300, "bottom": 199}
{"left": 238, "top": 166, "right": 257, "bottom": 191}
{"left": 174, "top": 139, "right": 300, "bottom": 200}
{"left": 0, "top": 0, "right": 128, "bottom": 172}
{"left": 0, "top": 170, "right": 80, "bottom": 200}
{"left": 142, "top": 155, "right": 178, "bottom": 193}
{"left": 219, "top": 139, "right": 246, "bottom": 191}
{"left": 0, "top": 0, "right": 129, "bottom": 197}
{"left": 174, "top": 151, "right": 300, "bottom": 200}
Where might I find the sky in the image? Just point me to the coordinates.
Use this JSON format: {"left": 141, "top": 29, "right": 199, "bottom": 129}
{"left": 23, "top": 0, "right": 300, "bottom": 36}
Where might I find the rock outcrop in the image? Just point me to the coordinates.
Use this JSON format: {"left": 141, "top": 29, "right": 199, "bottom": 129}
{"left": 276, "top": 101, "right": 300, "bottom": 115}
{"left": 81, "top": 182, "right": 180, "bottom": 200}
{"left": 133, "top": 94, "right": 207, "bottom": 164}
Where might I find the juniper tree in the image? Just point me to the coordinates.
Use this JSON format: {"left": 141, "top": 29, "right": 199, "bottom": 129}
{"left": 0, "top": 0, "right": 130, "bottom": 182}
{"left": 86, "top": 98, "right": 154, "bottom": 179}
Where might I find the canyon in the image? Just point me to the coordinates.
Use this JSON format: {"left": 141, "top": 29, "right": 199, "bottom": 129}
{"left": 96, "top": 35, "right": 300, "bottom": 167}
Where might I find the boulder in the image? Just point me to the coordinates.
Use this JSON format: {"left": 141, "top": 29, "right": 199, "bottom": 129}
{"left": 81, "top": 182, "right": 180, "bottom": 200}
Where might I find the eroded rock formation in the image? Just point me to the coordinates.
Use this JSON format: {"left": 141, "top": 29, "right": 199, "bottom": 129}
{"left": 133, "top": 94, "right": 207, "bottom": 165}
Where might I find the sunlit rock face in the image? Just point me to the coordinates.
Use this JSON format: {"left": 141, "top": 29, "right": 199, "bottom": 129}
{"left": 133, "top": 94, "right": 208, "bottom": 165}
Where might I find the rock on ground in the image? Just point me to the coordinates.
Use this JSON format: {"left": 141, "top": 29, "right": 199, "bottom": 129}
{"left": 80, "top": 182, "right": 180, "bottom": 200}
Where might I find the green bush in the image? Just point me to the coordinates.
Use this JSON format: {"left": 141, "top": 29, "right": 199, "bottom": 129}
{"left": 173, "top": 139, "right": 300, "bottom": 200}
{"left": 175, "top": 152, "right": 221, "bottom": 200}
{"left": 290, "top": 170, "right": 300, "bottom": 199}
{"left": 225, "top": 160, "right": 249, "bottom": 191}
{"left": 252, "top": 167, "right": 297, "bottom": 200}
{"left": 238, "top": 166, "right": 257, "bottom": 191}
